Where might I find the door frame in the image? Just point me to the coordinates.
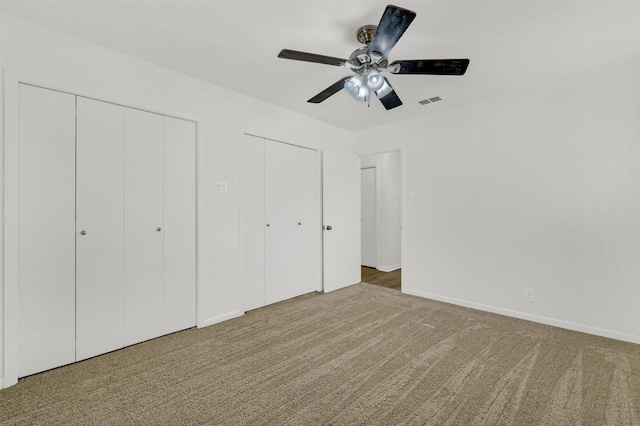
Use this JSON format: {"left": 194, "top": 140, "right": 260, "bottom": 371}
{"left": 1, "top": 73, "right": 204, "bottom": 389}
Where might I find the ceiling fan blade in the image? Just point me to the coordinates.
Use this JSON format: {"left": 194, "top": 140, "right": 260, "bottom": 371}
{"left": 390, "top": 59, "right": 470, "bottom": 75}
{"left": 278, "top": 49, "right": 348, "bottom": 67}
{"left": 375, "top": 78, "right": 403, "bottom": 110}
{"left": 307, "top": 77, "right": 351, "bottom": 103}
{"left": 368, "top": 5, "right": 416, "bottom": 61}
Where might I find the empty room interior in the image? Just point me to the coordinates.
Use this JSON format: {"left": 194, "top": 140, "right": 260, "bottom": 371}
{"left": 2, "top": 1, "right": 640, "bottom": 424}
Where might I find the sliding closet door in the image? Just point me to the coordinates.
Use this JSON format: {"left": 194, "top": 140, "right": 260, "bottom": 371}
{"left": 18, "top": 84, "right": 76, "bottom": 377}
{"left": 76, "top": 97, "right": 125, "bottom": 361}
{"left": 163, "top": 116, "right": 197, "bottom": 333}
{"left": 123, "top": 108, "right": 164, "bottom": 346}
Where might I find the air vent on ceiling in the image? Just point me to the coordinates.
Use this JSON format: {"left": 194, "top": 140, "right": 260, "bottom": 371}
{"left": 419, "top": 96, "right": 442, "bottom": 105}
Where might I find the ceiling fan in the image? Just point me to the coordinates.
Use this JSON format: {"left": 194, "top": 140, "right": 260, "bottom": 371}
{"left": 278, "top": 4, "right": 470, "bottom": 110}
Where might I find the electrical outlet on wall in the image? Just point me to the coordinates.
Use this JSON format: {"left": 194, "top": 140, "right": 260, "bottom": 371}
{"left": 524, "top": 288, "right": 535, "bottom": 303}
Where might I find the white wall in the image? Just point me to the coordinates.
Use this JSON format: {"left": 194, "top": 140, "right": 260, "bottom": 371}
{"left": 355, "top": 63, "right": 640, "bottom": 343}
{"left": 0, "top": 15, "right": 353, "bottom": 386}
{"left": 360, "top": 151, "right": 401, "bottom": 271}
{"left": 0, "top": 11, "right": 4, "bottom": 389}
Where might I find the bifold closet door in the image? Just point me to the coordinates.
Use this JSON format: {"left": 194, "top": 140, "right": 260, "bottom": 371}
{"left": 123, "top": 108, "right": 164, "bottom": 346}
{"left": 242, "top": 135, "right": 266, "bottom": 311}
{"left": 18, "top": 84, "right": 76, "bottom": 377}
{"left": 264, "top": 141, "right": 319, "bottom": 305}
{"left": 17, "top": 89, "right": 196, "bottom": 375}
{"left": 294, "top": 147, "right": 321, "bottom": 292}
{"left": 163, "top": 116, "right": 197, "bottom": 333}
{"left": 76, "top": 97, "right": 125, "bottom": 361}
{"left": 264, "top": 141, "right": 300, "bottom": 305}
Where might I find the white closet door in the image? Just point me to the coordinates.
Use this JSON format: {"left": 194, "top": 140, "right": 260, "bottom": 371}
{"left": 294, "top": 147, "right": 321, "bottom": 293}
{"left": 76, "top": 97, "right": 125, "bottom": 361}
{"left": 242, "top": 135, "right": 266, "bottom": 311}
{"left": 163, "top": 116, "right": 197, "bottom": 333}
{"left": 264, "top": 141, "right": 300, "bottom": 305}
{"left": 123, "top": 108, "right": 164, "bottom": 345}
{"left": 18, "top": 84, "right": 76, "bottom": 377}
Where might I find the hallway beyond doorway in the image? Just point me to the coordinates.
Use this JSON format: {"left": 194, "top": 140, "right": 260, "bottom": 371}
{"left": 361, "top": 267, "right": 401, "bottom": 291}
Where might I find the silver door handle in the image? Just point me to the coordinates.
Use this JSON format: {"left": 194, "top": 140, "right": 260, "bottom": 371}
{"left": 80, "top": 230, "right": 87, "bottom": 236}
{"left": 157, "top": 227, "right": 162, "bottom": 232}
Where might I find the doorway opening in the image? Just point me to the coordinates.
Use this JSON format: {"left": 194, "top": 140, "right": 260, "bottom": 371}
{"left": 359, "top": 150, "right": 402, "bottom": 291}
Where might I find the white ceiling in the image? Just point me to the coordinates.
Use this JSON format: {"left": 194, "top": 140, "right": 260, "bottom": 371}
{"left": 2, "top": 0, "right": 639, "bottom": 132}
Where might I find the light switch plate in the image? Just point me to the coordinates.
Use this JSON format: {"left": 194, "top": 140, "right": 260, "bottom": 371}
{"left": 216, "top": 181, "right": 228, "bottom": 194}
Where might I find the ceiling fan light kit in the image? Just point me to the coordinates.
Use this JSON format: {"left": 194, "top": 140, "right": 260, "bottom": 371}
{"left": 367, "top": 70, "right": 385, "bottom": 91}
{"left": 278, "top": 4, "right": 470, "bottom": 111}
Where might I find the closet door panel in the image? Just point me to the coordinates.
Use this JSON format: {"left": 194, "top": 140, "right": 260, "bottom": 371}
{"left": 76, "top": 97, "right": 125, "bottom": 361}
{"left": 264, "top": 141, "right": 297, "bottom": 304}
{"left": 163, "top": 116, "right": 197, "bottom": 333}
{"left": 18, "top": 84, "right": 77, "bottom": 377}
{"left": 294, "top": 148, "right": 321, "bottom": 293}
{"left": 264, "top": 141, "right": 306, "bottom": 305}
{"left": 242, "top": 135, "right": 266, "bottom": 311}
{"left": 123, "top": 108, "right": 165, "bottom": 345}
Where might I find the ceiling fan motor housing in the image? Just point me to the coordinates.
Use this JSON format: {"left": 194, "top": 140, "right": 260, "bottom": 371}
{"left": 349, "top": 47, "right": 389, "bottom": 69}
{"left": 356, "top": 25, "right": 377, "bottom": 45}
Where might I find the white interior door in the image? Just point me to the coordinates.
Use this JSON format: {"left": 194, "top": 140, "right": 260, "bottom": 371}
{"left": 163, "top": 116, "right": 197, "bottom": 333}
{"left": 123, "top": 107, "right": 164, "bottom": 346}
{"left": 322, "top": 151, "right": 361, "bottom": 292}
{"left": 361, "top": 167, "right": 377, "bottom": 268}
{"left": 76, "top": 97, "right": 125, "bottom": 361}
{"left": 17, "top": 84, "right": 76, "bottom": 377}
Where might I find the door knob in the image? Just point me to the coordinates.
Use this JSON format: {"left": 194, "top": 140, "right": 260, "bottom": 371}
{"left": 326, "top": 225, "right": 332, "bottom": 231}
{"left": 80, "top": 230, "right": 87, "bottom": 235}
{"left": 266, "top": 223, "right": 270, "bottom": 227}
{"left": 157, "top": 227, "right": 162, "bottom": 232}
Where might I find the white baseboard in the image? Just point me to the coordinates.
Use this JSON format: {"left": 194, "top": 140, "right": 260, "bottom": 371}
{"left": 0, "top": 376, "right": 16, "bottom": 389}
{"left": 402, "top": 288, "right": 640, "bottom": 345}
{"left": 198, "top": 310, "right": 244, "bottom": 328}
{"left": 377, "top": 264, "right": 401, "bottom": 272}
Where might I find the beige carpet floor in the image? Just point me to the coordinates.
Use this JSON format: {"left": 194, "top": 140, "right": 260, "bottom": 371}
{"left": 2, "top": 283, "right": 640, "bottom": 425}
